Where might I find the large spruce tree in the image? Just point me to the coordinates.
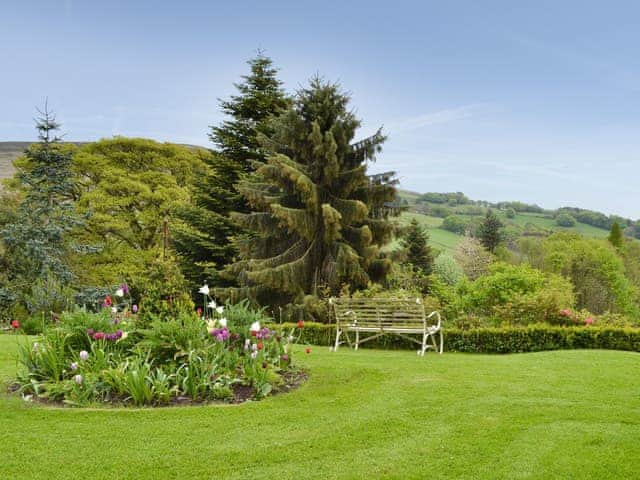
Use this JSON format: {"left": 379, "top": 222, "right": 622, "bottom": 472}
{"left": 173, "top": 53, "right": 289, "bottom": 288}
{"left": 225, "top": 78, "right": 397, "bottom": 306}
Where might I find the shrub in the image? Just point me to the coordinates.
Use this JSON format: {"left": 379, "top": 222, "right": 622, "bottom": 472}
{"left": 555, "top": 213, "right": 576, "bottom": 227}
{"left": 287, "top": 322, "right": 640, "bottom": 354}
{"left": 441, "top": 215, "right": 470, "bottom": 235}
{"left": 539, "top": 233, "right": 638, "bottom": 317}
{"left": 433, "top": 254, "right": 463, "bottom": 286}
{"left": 459, "top": 263, "right": 575, "bottom": 326}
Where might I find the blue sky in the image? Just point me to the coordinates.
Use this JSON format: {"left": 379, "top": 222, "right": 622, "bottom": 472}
{"left": 2, "top": 1, "right": 639, "bottom": 218}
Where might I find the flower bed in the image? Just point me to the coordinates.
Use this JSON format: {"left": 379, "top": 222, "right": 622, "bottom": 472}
{"left": 13, "top": 292, "right": 307, "bottom": 407}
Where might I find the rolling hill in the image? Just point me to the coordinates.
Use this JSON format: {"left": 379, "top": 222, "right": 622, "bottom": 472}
{"left": 0, "top": 141, "right": 632, "bottom": 254}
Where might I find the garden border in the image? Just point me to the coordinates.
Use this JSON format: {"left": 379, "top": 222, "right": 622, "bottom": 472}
{"left": 273, "top": 323, "right": 640, "bottom": 354}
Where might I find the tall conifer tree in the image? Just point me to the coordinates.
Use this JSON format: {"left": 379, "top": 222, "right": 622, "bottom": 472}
{"left": 174, "top": 53, "right": 289, "bottom": 288}
{"left": 608, "top": 222, "right": 623, "bottom": 248}
{"left": 401, "top": 219, "right": 434, "bottom": 275}
{"left": 225, "top": 78, "right": 397, "bottom": 306}
{"left": 1, "top": 106, "right": 82, "bottom": 310}
{"left": 478, "top": 209, "right": 503, "bottom": 253}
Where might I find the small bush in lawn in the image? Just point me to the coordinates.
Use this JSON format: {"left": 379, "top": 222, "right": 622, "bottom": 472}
{"left": 14, "top": 287, "right": 304, "bottom": 407}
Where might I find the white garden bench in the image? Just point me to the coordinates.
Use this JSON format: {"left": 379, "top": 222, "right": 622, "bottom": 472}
{"left": 330, "top": 297, "right": 443, "bottom": 356}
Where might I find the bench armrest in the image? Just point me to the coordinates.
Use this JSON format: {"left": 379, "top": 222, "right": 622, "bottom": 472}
{"left": 426, "top": 311, "right": 441, "bottom": 330}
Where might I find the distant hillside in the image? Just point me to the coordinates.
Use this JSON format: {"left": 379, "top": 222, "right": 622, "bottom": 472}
{"left": 393, "top": 189, "right": 639, "bottom": 254}
{"left": 0, "top": 142, "right": 30, "bottom": 182}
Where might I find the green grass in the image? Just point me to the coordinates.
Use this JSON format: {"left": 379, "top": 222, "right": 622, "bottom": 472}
{"left": 1, "top": 334, "right": 639, "bottom": 479}
{"left": 386, "top": 212, "right": 462, "bottom": 253}
{"left": 503, "top": 211, "right": 610, "bottom": 238}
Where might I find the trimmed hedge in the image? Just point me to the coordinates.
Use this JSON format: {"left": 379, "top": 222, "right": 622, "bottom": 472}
{"left": 275, "top": 322, "right": 640, "bottom": 354}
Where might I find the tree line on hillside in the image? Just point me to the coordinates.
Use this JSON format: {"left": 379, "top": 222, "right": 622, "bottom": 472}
{"left": 415, "top": 191, "right": 638, "bottom": 237}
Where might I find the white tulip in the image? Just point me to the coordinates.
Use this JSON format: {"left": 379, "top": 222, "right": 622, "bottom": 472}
{"left": 111, "top": 306, "right": 117, "bottom": 313}
{"left": 219, "top": 317, "right": 227, "bottom": 327}
{"left": 216, "top": 306, "right": 224, "bottom": 314}
{"left": 198, "top": 284, "right": 210, "bottom": 295}
{"left": 208, "top": 300, "right": 217, "bottom": 309}
{"left": 250, "top": 321, "right": 261, "bottom": 332}
{"left": 115, "top": 288, "right": 124, "bottom": 298}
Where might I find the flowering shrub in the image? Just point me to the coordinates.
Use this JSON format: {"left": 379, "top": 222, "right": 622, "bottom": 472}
{"left": 14, "top": 288, "right": 304, "bottom": 406}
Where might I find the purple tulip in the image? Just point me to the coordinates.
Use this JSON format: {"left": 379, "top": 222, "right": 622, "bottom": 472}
{"left": 132, "top": 304, "right": 138, "bottom": 313}
{"left": 70, "top": 362, "right": 78, "bottom": 371}
{"left": 120, "top": 283, "right": 130, "bottom": 295}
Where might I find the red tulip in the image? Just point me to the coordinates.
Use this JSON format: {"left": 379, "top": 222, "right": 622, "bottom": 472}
{"left": 104, "top": 295, "right": 113, "bottom": 307}
{"left": 257, "top": 342, "right": 263, "bottom": 350}
{"left": 305, "top": 347, "right": 311, "bottom": 354}
{"left": 297, "top": 320, "right": 304, "bottom": 329}
{"left": 10, "top": 319, "right": 19, "bottom": 329}
{"left": 585, "top": 317, "right": 594, "bottom": 325}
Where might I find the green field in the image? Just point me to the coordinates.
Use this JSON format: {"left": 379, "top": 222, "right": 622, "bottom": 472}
{"left": 390, "top": 189, "right": 616, "bottom": 255}
{"left": 1, "top": 335, "right": 639, "bottom": 479}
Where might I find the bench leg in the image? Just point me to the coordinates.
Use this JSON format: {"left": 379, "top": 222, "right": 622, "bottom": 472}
{"left": 419, "top": 332, "right": 427, "bottom": 356}
{"left": 439, "top": 329, "right": 443, "bottom": 354}
{"left": 334, "top": 328, "right": 342, "bottom": 351}
{"left": 355, "top": 329, "right": 359, "bottom": 350}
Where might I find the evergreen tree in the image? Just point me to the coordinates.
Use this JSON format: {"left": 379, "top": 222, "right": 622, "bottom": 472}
{"left": 224, "top": 78, "right": 397, "bottom": 306}
{"left": 1, "top": 106, "right": 82, "bottom": 309}
{"left": 401, "top": 219, "right": 433, "bottom": 275}
{"left": 608, "top": 222, "right": 623, "bottom": 248}
{"left": 478, "top": 209, "right": 503, "bottom": 252}
{"left": 173, "top": 53, "right": 289, "bottom": 288}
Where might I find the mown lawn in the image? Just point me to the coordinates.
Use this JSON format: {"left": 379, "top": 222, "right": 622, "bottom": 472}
{"left": 1, "top": 335, "right": 639, "bottom": 479}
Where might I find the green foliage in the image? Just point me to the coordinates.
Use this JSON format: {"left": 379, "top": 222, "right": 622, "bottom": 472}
{"left": 608, "top": 222, "right": 623, "bottom": 248}
{"left": 454, "top": 236, "right": 493, "bottom": 280}
{"left": 478, "top": 209, "right": 504, "bottom": 252}
{"left": 285, "top": 321, "right": 640, "bottom": 354}
{"left": 433, "top": 254, "right": 463, "bottom": 286}
{"left": 555, "top": 212, "right": 577, "bottom": 227}
{"left": 14, "top": 301, "right": 300, "bottom": 406}
{"left": 538, "top": 233, "right": 638, "bottom": 317}
{"left": 225, "top": 78, "right": 397, "bottom": 306}
{"left": 457, "top": 263, "right": 576, "bottom": 326}
{"left": 1, "top": 109, "right": 83, "bottom": 314}
{"left": 505, "top": 207, "right": 516, "bottom": 219}
{"left": 441, "top": 215, "right": 470, "bottom": 234}
{"left": 174, "top": 53, "right": 290, "bottom": 290}
{"left": 70, "top": 138, "right": 206, "bottom": 313}
{"left": 400, "top": 218, "right": 433, "bottom": 276}
{"left": 417, "top": 191, "right": 470, "bottom": 205}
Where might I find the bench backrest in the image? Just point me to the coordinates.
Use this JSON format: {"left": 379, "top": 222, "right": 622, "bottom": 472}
{"left": 331, "top": 297, "right": 426, "bottom": 329}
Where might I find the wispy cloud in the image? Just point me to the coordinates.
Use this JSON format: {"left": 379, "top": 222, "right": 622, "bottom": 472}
{"left": 386, "top": 104, "right": 488, "bottom": 136}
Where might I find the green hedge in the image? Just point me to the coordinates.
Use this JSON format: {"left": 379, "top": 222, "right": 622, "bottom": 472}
{"left": 275, "top": 322, "right": 640, "bottom": 354}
